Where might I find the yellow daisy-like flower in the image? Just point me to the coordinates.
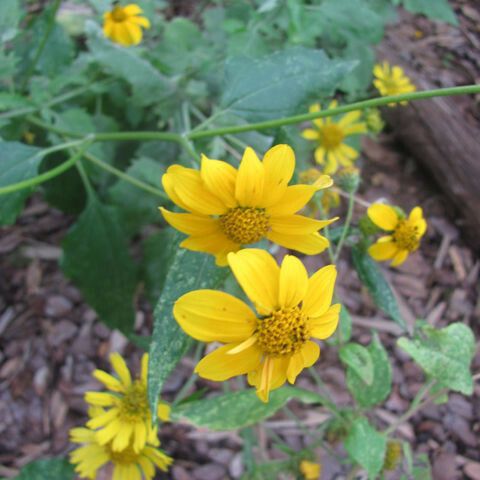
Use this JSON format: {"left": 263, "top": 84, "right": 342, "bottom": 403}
{"left": 84, "top": 353, "right": 170, "bottom": 453}
{"left": 103, "top": 4, "right": 150, "bottom": 47}
{"left": 368, "top": 204, "right": 427, "bottom": 267}
{"left": 173, "top": 249, "right": 340, "bottom": 402}
{"left": 301, "top": 101, "right": 367, "bottom": 175}
{"left": 300, "top": 460, "right": 322, "bottom": 479}
{"left": 373, "top": 62, "right": 416, "bottom": 106}
{"left": 160, "top": 144, "right": 336, "bottom": 266}
{"left": 69, "top": 426, "right": 172, "bottom": 480}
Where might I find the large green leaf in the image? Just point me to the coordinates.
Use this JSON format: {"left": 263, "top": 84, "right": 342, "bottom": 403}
{"left": 220, "top": 47, "right": 355, "bottom": 122}
{"left": 346, "top": 333, "right": 392, "bottom": 407}
{"left": 61, "top": 198, "right": 137, "bottom": 333}
{"left": 171, "top": 386, "right": 323, "bottom": 430}
{"left": 0, "top": 141, "right": 43, "bottom": 225}
{"left": 345, "top": 417, "right": 386, "bottom": 480}
{"left": 0, "top": 0, "right": 22, "bottom": 43}
{"left": 147, "top": 247, "right": 228, "bottom": 420}
{"left": 351, "top": 247, "right": 406, "bottom": 329}
{"left": 339, "top": 343, "right": 374, "bottom": 386}
{"left": 397, "top": 322, "right": 475, "bottom": 395}
{"left": 13, "top": 458, "right": 74, "bottom": 480}
{"left": 397, "top": 0, "right": 457, "bottom": 25}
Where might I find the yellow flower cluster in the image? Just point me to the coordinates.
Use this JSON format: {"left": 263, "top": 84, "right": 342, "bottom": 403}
{"left": 373, "top": 62, "right": 416, "bottom": 106}
{"left": 103, "top": 4, "right": 150, "bottom": 47}
{"left": 69, "top": 353, "right": 172, "bottom": 479}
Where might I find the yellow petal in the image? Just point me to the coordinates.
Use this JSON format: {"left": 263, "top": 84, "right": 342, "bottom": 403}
{"left": 339, "top": 143, "right": 359, "bottom": 159}
{"left": 391, "top": 249, "right": 409, "bottom": 267}
{"left": 338, "top": 111, "right": 362, "bottom": 127}
{"left": 309, "top": 103, "right": 320, "bottom": 113}
{"left": 109, "top": 353, "right": 132, "bottom": 387}
{"left": 270, "top": 214, "right": 338, "bottom": 235}
{"left": 86, "top": 408, "right": 118, "bottom": 429}
{"left": 92, "top": 370, "right": 124, "bottom": 392}
{"left": 227, "top": 249, "right": 280, "bottom": 314}
{"left": 309, "top": 304, "right": 341, "bottom": 339}
{"left": 124, "top": 4, "right": 143, "bottom": 15}
{"left": 324, "top": 151, "right": 338, "bottom": 174}
{"left": 130, "top": 15, "right": 150, "bottom": 28}
{"left": 157, "top": 403, "right": 171, "bottom": 422}
{"left": 313, "top": 174, "right": 333, "bottom": 190}
{"left": 200, "top": 156, "right": 238, "bottom": 208}
{"left": 255, "top": 356, "right": 289, "bottom": 402}
{"left": 302, "top": 265, "right": 336, "bottom": 317}
{"left": 103, "top": 19, "right": 114, "bottom": 38}
{"left": 195, "top": 342, "right": 262, "bottom": 381}
{"left": 115, "top": 23, "right": 134, "bottom": 46}
{"left": 266, "top": 185, "right": 317, "bottom": 216}
{"left": 367, "top": 203, "right": 399, "bottom": 231}
{"left": 266, "top": 231, "right": 330, "bottom": 255}
{"left": 124, "top": 22, "right": 142, "bottom": 45}
{"left": 160, "top": 208, "right": 220, "bottom": 236}
{"left": 133, "top": 422, "right": 147, "bottom": 453}
{"left": 408, "top": 206, "right": 423, "bottom": 222}
{"left": 112, "top": 422, "right": 134, "bottom": 451}
{"left": 84, "top": 392, "right": 118, "bottom": 407}
{"left": 174, "top": 289, "right": 256, "bottom": 342}
{"left": 301, "top": 129, "right": 319, "bottom": 140}
{"left": 261, "top": 144, "right": 295, "bottom": 207}
{"left": 235, "top": 147, "right": 264, "bottom": 206}
{"left": 180, "top": 231, "right": 238, "bottom": 257}
{"left": 279, "top": 255, "right": 308, "bottom": 308}
{"left": 286, "top": 341, "right": 319, "bottom": 384}
{"left": 314, "top": 146, "right": 326, "bottom": 165}
{"left": 141, "top": 353, "right": 148, "bottom": 383}
{"left": 368, "top": 241, "right": 397, "bottom": 261}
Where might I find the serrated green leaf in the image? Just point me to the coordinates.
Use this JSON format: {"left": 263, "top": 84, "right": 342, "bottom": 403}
{"left": 346, "top": 333, "right": 392, "bottom": 407}
{"left": 147, "top": 248, "right": 229, "bottom": 421}
{"left": 340, "top": 343, "right": 374, "bottom": 386}
{"left": 345, "top": 417, "right": 386, "bottom": 480}
{"left": 397, "top": 322, "right": 475, "bottom": 395}
{"left": 0, "top": 141, "right": 43, "bottom": 225}
{"left": 14, "top": 458, "right": 74, "bottom": 480}
{"left": 400, "top": 0, "right": 457, "bottom": 25}
{"left": 220, "top": 47, "right": 355, "bottom": 122}
{"left": 351, "top": 247, "right": 406, "bottom": 329}
{"left": 171, "top": 386, "right": 323, "bottom": 430}
{"left": 61, "top": 198, "right": 137, "bottom": 333}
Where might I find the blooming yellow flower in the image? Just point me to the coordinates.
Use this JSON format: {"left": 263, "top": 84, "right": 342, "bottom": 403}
{"left": 174, "top": 249, "right": 340, "bottom": 402}
{"left": 300, "top": 460, "right": 322, "bottom": 479}
{"left": 373, "top": 62, "right": 416, "bottom": 106}
{"left": 301, "top": 101, "right": 367, "bottom": 175}
{"left": 69, "top": 426, "right": 172, "bottom": 480}
{"left": 84, "top": 353, "right": 170, "bottom": 453}
{"left": 103, "top": 4, "right": 150, "bottom": 47}
{"left": 160, "top": 145, "right": 336, "bottom": 266}
{"left": 368, "top": 204, "right": 427, "bottom": 267}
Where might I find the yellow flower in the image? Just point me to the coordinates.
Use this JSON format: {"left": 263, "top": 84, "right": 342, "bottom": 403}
{"left": 373, "top": 62, "right": 416, "bottom": 106}
{"left": 84, "top": 353, "right": 170, "bottom": 453}
{"left": 301, "top": 101, "right": 367, "bottom": 175}
{"left": 160, "top": 145, "right": 336, "bottom": 266}
{"left": 368, "top": 204, "right": 427, "bottom": 267}
{"left": 69, "top": 426, "right": 172, "bottom": 480}
{"left": 300, "top": 460, "right": 322, "bottom": 479}
{"left": 103, "top": 4, "right": 150, "bottom": 47}
{"left": 174, "top": 249, "right": 340, "bottom": 402}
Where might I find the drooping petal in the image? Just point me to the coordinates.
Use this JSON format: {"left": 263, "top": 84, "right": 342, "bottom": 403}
{"left": 309, "top": 304, "right": 341, "bottom": 339}
{"left": 174, "top": 290, "right": 256, "bottom": 342}
{"left": 287, "top": 341, "right": 320, "bottom": 383}
{"left": 227, "top": 249, "right": 280, "bottom": 314}
{"left": 302, "top": 265, "right": 336, "bottom": 318}
{"left": 254, "top": 356, "right": 289, "bottom": 402}
{"left": 195, "top": 342, "right": 262, "bottom": 381}
{"left": 200, "top": 155, "right": 238, "bottom": 208}
{"left": 235, "top": 147, "right": 264, "bottom": 207}
{"left": 278, "top": 255, "right": 308, "bottom": 308}
{"left": 391, "top": 249, "right": 409, "bottom": 267}
{"left": 270, "top": 214, "right": 338, "bottom": 235}
{"left": 160, "top": 208, "right": 220, "bottom": 236}
{"left": 367, "top": 203, "right": 399, "bottom": 231}
{"left": 368, "top": 241, "right": 397, "bottom": 261}
{"left": 266, "top": 231, "right": 330, "bottom": 255}
{"left": 266, "top": 185, "right": 317, "bottom": 216}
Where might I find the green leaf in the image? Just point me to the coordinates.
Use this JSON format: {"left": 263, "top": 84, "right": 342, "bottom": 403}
{"left": 0, "top": 0, "right": 22, "bottom": 43}
{"left": 345, "top": 417, "right": 386, "bottom": 480}
{"left": 13, "top": 458, "right": 74, "bottom": 480}
{"left": 147, "top": 248, "right": 229, "bottom": 421}
{"left": 171, "top": 386, "right": 323, "bottom": 430}
{"left": 85, "top": 21, "right": 174, "bottom": 107}
{"left": 400, "top": 0, "right": 457, "bottom": 25}
{"left": 61, "top": 198, "right": 137, "bottom": 333}
{"left": 37, "top": 24, "right": 75, "bottom": 76}
{"left": 0, "top": 93, "right": 33, "bottom": 111}
{"left": 351, "top": 246, "right": 406, "bottom": 329}
{"left": 220, "top": 47, "right": 355, "bottom": 122}
{"left": 397, "top": 322, "right": 475, "bottom": 395}
{"left": 346, "top": 333, "right": 392, "bottom": 407}
{"left": 339, "top": 343, "right": 374, "bottom": 386}
{"left": 0, "top": 141, "right": 43, "bottom": 225}
{"left": 338, "top": 303, "right": 352, "bottom": 343}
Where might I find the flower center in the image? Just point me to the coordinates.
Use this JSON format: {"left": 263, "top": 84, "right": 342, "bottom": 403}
{"left": 256, "top": 307, "right": 309, "bottom": 357}
{"left": 118, "top": 381, "right": 149, "bottom": 423}
{"left": 392, "top": 220, "right": 419, "bottom": 251}
{"left": 219, "top": 207, "right": 270, "bottom": 245}
{"left": 108, "top": 445, "right": 140, "bottom": 464}
{"left": 320, "top": 124, "right": 344, "bottom": 149}
{"left": 111, "top": 6, "right": 127, "bottom": 22}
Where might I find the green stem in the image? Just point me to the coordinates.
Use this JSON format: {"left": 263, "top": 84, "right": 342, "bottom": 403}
{"left": 172, "top": 343, "right": 204, "bottom": 405}
{"left": 21, "top": 0, "right": 62, "bottom": 91}
{"left": 83, "top": 151, "right": 169, "bottom": 201}
{"left": 75, "top": 161, "right": 95, "bottom": 199}
{"left": 334, "top": 191, "right": 355, "bottom": 262}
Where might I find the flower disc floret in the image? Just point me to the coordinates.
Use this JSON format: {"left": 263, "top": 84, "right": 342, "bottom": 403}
{"left": 118, "top": 381, "right": 149, "bottom": 422}
{"left": 220, "top": 207, "right": 270, "bottom": 245}
{"left": 392, "top": 220, "right": 420, "bottom": 251}
{"left": 320, "top": 124, "right": 344, "bottom": 149}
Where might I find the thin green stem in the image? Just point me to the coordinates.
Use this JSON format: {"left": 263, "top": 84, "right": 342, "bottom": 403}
{"left": 334, "top": 191, "right": 355, "bottom": 262}
{"left": 75, "top": 161, "right": 95, "bottom": 199}
{"left": 83, "top": 151, "right": 169, "bottom": 201}
{"left": 172, "top": 343, "right": 204, "bottom": 405}
{"left": 21, "top": 0, "right": 62, "bottom": 91}
{"left": 179, "top": 136, "right": 200, "bottom": 166}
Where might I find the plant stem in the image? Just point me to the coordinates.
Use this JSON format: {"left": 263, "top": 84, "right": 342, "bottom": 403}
{"left": 172, "top": 343, "right": 204, "bottom": 405}
{"left": 75, "top": 161, "right": 95, "bottom": 200}
{"left": 21, "top": 0, "right": 62, "bottom": 91}
{"left": 334, "top": 191, "right": 355, "bottom": 262}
